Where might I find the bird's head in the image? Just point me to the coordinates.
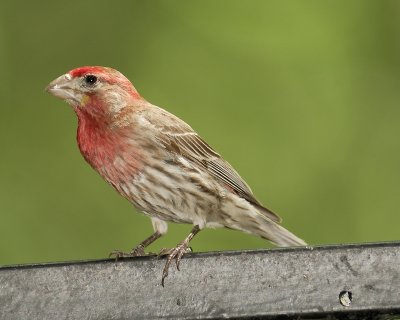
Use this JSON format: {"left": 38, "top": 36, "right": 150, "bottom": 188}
{"left": 46, "top": 66, "right": 141, "bottom": 119}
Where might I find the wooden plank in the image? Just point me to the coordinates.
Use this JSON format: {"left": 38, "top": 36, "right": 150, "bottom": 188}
{"left": 1, "top": 242, "right": 399, "bottom": 319}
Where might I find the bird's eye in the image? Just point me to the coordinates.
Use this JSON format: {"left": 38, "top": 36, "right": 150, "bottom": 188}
{"left": 84, "top": 75, "right": 97, "bottom": 86}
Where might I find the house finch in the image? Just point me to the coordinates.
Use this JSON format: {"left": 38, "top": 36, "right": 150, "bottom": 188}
{"left": 46, "top": 66, "right": 306, "bottom": 286}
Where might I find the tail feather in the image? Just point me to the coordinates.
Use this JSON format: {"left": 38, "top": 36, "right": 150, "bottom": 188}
{"left": 221, "top": 196, "right": 307, "bottom": 247}
{"left": 262, "top": 222, "right": 307, "bottom": 247}
{"left": 227, "top": 211, "right": 307, "bottom": 247}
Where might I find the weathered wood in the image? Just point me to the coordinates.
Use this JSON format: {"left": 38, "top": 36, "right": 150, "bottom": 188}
{"left": 0, "top": 242, "right": 399, "bottom": 319}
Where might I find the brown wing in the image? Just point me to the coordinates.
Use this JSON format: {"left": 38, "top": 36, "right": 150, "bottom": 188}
{"left": 141, "top": 106, "right": 282, "bottom": 223}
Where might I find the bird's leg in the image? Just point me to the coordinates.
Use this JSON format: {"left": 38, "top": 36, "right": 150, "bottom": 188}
{"left": 109, "top": 231, "right": 162, "bottom": 259}
{"left": 160, "top": 225, "right": 200, "bottom": 286}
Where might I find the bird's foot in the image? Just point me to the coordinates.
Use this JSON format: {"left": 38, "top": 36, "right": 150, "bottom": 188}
{"left": 159, "top": 242, "right": 192, "bottom": 286}
{"left": 109, "top": 245, "right": 154, "bottom": 260}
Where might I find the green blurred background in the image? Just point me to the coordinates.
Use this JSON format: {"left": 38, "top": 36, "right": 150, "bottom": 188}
{"left": 0, "top": 0, "right": 399, "bottom": 266}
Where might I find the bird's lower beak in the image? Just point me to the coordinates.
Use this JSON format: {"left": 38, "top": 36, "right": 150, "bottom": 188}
{"left": 46, "top": 74, "right": 78, "bottom": 103}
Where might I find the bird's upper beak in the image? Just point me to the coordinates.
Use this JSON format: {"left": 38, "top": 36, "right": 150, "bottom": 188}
{"left": 46, "top": 73, "right": 78, "bottom": 104}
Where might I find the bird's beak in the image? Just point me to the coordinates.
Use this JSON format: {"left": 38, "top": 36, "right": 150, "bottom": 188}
{"left": 46, "top": 73, "right": 78, "bottom": 104}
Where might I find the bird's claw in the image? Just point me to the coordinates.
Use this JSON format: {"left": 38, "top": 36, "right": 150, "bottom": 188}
{"left": 109, "top": 245, "right": 154, "bottom": 260}
{"left": 158, "top": 246, "right": 192, "bottom": 257}
{"left": 160, "top": 242, "right": 192, "bottom": 286}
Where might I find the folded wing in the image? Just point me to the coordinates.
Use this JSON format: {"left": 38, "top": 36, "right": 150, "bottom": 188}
{"left": 142, "top": 106, "right": 282, "bottom": 223}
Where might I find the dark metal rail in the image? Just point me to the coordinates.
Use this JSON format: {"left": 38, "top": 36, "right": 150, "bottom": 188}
{"left": 1, "top": 242, "right": 399, "bottom": 319}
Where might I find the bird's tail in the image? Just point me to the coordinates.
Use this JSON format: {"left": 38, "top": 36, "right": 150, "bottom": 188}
{"left": 226, "top": 209, "right": 307, "bottom": 247}
{"left": 253, "top": 204, "right": 307, "bottom": 246}
{"left": 220, "top": 196, "right": 307, "bottom": 247}
{"left": 259, "top": 219, "right": 307, "bottom": 247}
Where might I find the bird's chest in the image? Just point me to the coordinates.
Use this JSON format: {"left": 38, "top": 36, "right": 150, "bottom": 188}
{"left": 77, "top": 123, "right": 143, "bottom": 188}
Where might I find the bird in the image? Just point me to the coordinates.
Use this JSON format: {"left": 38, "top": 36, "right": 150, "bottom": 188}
{"left": 46, "top": 66, "right": 306, "bottom": 286}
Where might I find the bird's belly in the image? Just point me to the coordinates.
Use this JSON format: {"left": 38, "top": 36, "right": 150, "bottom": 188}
{"left": 115, "top": 161, "right": 225, "bottom": 228}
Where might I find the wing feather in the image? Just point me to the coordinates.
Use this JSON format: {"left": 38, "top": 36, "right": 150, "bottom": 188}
{"left": 139, "top": 106, "right": 282, "bottom": 223}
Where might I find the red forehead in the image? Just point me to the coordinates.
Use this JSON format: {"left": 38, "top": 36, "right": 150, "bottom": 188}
{"left": 69, "top": 66, "right": 108, "bottom": 78}
{"left": 66, "top": 66, "right": 140, "bottom": 98}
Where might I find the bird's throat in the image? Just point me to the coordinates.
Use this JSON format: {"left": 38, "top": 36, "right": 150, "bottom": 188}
{"left": 76, "top": 111, "right": 142, "bottom": 186}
